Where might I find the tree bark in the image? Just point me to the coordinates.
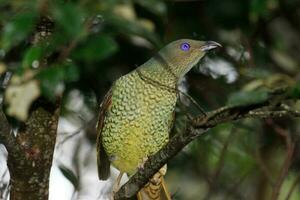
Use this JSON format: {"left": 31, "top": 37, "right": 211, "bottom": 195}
{"left": 7, "top": 100, "right": 60, "bottom": 200}
{"left": 0, "top": 15, "right": 61, "bottom": 200}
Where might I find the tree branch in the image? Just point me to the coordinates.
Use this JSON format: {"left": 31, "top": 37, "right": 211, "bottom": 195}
{"left": 0, "top": 108, "right": 14, "bottom": 151}
{"left": 5, "top": 16, "right": 62, "bottom": 200}
{"left": 0, "top": 105, "right": 24, "bottom": 164}
{"left": 115, "top": 88, "right": 300, "bottom": 199}
{"left": 7, "top": 100, "right": 60, "bottom": 200}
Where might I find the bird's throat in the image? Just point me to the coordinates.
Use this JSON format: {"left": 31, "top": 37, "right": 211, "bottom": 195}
{"left": 138, "top": 56, "right": 179, "bottom": 90}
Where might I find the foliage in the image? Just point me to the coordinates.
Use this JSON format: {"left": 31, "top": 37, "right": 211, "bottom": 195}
{"left": 0, "top": 0, "right": 300, "bottom": 199}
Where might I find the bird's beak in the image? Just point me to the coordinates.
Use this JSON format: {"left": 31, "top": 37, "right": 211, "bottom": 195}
{"left": 200, "top": 41, "right": 222, "bottom": 52}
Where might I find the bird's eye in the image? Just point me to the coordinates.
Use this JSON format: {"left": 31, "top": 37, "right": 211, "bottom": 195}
{"left": 180, "top": 42, "right": 190, "bottom": 51}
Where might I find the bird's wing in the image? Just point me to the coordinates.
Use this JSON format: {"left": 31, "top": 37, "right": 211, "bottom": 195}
{"left": 96, "top": 88, "right": 112, "bottom": 180}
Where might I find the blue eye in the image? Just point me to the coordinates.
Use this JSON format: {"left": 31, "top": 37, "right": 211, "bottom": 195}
{"left": 180, "top": 42, "right": 190, "bottom": 51}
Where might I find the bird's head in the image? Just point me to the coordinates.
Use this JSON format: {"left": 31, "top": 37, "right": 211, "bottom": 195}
{"left": 157, "top": 39, "right": 221, "bottom": 77}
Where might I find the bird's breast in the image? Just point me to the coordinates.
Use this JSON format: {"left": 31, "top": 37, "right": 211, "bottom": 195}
{"left": 102, "top": 71, "right": 177, "bottom": 173}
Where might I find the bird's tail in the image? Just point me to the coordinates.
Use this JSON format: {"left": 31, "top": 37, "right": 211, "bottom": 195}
{"left": 137, "top": 165, "right": 171, "bottom": 200}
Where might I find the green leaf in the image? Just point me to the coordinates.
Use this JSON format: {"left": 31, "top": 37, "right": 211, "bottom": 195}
{"left": 51, "top": 3, "right": 85, "bottom": 40}
{"left": 101, "top": 12, "right": 160, "bottom": 46}
{"left": 36, "top": 63, "right": 79, "bottom": 99}
{"left": 58, "top": 165, "right": 79, "bottom": 190}
{"left": 36, "top": 66, "right": 65, "bottom": 99}
{"left": 250, "top": 0, "right": 278, "bottom": 22}
{"left": 242, "top": 68, "right": 272, "bottom": 79}
{"left": 289, "top": 83, "right": 300, "bottom": 99}
{"left": 22, "top": 46, "right": 44, "bottom": 69}
{"left": 227, "top": 90, "right": 269, "bottom": 106}
{"left": 134, "top": 0, "right": 167, "bottom": 16}
{"left": 250, "top": 0, "right": 268, "bottom": 16}
{"left": 64, "top": 63, "right": 80, "bottom": 82}
{"left": 1, "top": 12, "right": 37, "bottom": 50}
{"left": 72, "top": 35, "right": 118, "bottom": 62}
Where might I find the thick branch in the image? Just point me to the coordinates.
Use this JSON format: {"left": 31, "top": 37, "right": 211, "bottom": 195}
{"left": 7, "top": 100, "right": 60, "bottom": 200}
{"left": 115, "top": 88, "right": 300, "bottom": 199}
{"left": 6, "top": 16, "right": 61, "bottom": 200}
{"left": 0, "top": 107, "right": 26, "bottom": 158}
{"left": 0, "top": 108, "right": 13, "bottom": 150}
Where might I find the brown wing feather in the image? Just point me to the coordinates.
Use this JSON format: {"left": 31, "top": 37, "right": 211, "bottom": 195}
{"left": 96, "top": 88, "right": 112, "bottom": 180}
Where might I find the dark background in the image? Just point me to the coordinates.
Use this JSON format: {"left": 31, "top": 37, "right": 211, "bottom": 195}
{"left": 0, "top": 0, "right": 300, "bottom": 199}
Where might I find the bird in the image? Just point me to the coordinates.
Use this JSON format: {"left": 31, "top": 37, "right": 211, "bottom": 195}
{"left": 96, "top": 39, "right": 221, "bottom": 199}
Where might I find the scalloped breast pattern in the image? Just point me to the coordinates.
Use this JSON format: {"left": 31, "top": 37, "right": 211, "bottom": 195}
{"left": 102, "top": 71, "right": 177, "bottom": 173}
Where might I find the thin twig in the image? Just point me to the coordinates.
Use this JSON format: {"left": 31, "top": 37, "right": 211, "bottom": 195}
{"left": 57, "top": 15, "right": 101, "bottom": 62}
{"left": 56, "top": 117, "right": 96, "bottom": 148}
{"left": 178, "top": 89, "right": 207, "bottom": 117}
{"left": 253, "top": 145, "right": 275, "bottom": 186}
{"left": 285, "top": 173, "right": 300, "bottom": 200}
{"left": 204, "top": 129, "right": 236, "bottom": 200}
{"left": 224, "top": 168, "right": 253, "bottom": 200}
{"left": 267, "top": 120, "right": 296, "bottom": 200}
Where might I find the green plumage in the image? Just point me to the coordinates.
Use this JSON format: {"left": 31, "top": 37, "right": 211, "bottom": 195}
{"left": 102, "top": 65, "right": 177, "bottom": 174}
{"left": 97, "top": 39, "right": 221, "bottom": 179}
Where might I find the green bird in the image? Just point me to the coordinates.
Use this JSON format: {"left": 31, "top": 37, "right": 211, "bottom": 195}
{"left": 96, "top": 39, "right": 221, "bottom": 199}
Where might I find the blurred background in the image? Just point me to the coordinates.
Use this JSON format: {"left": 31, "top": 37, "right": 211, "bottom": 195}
{"left": 0, "top": 0, "right": 300, "bottom": 199}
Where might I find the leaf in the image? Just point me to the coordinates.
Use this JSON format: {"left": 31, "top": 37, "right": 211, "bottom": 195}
{"left": 250, "top": 0, "right": 268, "bottom": 16}
{"left": 58, "top": 165, "right": 79, "bottom": 190}
{"left": 250, "top": 0, "right": 278, "bottom": 22}
{"left": 36, "top": 66, "right": 65, "bottom": 99}
{"left": 22, "top": 46, "right": 44, "bottom": 69}
{"left": 5, "top": 71, "right": 40, "bottom": 121}
{"left": 1, "top": 12, "right": 37, "bottom": 50}
{"left": 0, "top": 62, "right": 7, "bottom": 75}
{"left": 134, "top": 0, "right": 167, "bottom": 16}
{"left": 36, "top": 63, "right": 79, "bottom": 99}
{"left": 270, "top": 49, "right": 298, "bottom": 73}
{"left": 64, "top": 63, "right": 80, "bottom": 82}
{"left": 241, "top": 68, "right": 271, "bottom": 79}
{"left": 51, "top": 3, "right": 86, "bottom": 40}
{"left": 227, "top": 90, "right": 269, "bottom": 106}
{"left": 101, "top": 12, "right": 160, "bottom": 46}
{"left": 289, "top": 82, "right": 300, "bottom": 99}
{"left": 113, "top": 4, "right": 136, "bottom": 20}
{"left": 72, "top": 35, "right": 118, "bottom": 62}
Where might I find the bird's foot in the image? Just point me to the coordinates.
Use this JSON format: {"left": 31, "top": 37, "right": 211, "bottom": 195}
{"left": 111, "top": 172, "right": 124, "bottom": 199}
{"left": 150, "top": 165, "right": 167, "bottom": 185}
{"left": 109, "top": 193, "right": 114, "bottom": 200}
{"left": 159, "top": 164, "right": 167, "bottom": 176}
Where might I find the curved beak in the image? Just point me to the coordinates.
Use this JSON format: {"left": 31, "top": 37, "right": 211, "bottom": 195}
{"left": 200, "top": 41, "right": 222, "bottom": 52}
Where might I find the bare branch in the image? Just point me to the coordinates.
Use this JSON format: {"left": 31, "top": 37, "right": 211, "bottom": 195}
{"left": 285, "top": 173, "right": 300, "bottom": 200}
{"left": 267, "top": 120, "right": 296, "bottom": 200}
{"left": 204, "top": 129, "right": 236, "bottom": 200}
